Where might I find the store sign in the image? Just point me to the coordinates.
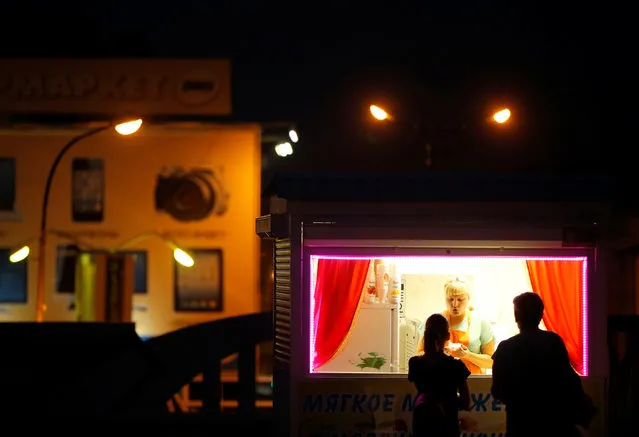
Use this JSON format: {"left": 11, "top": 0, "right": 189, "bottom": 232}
{"left": 297, "top": 377, "right": 605, "bottom": 437}
{"left": 1, "top": 74, "right": 165, "bottom": 101}
{"left": 0, "top": 59, "right": 230, "bottom": 116}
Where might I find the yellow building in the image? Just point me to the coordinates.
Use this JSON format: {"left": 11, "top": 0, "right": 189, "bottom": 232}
{"left": 0, "top": 59, "right": 262, "bottom": 337}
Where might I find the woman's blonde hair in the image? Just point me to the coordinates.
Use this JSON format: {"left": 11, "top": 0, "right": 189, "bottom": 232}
{"left": 444, "top": 276, "right": 474, "bottom": 311}
{"left": 416, "top": 276, "right": 475, "bottom": 355}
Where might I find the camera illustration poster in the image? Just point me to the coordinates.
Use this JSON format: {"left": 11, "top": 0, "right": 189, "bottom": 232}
{"left": 154, "top": 165, "right": 229, "bottom": 222}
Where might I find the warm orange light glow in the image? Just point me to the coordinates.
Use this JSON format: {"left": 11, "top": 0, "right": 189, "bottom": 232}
{"left": 493, "top": 108, "right": 511, "bottom": 124}
{"left": 370, "top": 105, "right": 390, "bottom": 121}
{"left": 114, "top": 119, "right": 143, "bottom": 135}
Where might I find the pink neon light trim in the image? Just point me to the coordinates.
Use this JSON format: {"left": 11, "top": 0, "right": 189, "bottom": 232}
{"left": 582, "top": 260, "right": 588, "bottom": 376}
{"left": 314, "top": 255, "right": 587, "bottom": 261}
{"left": 310, "top": 259, "right": 317, "bottom": 373}
{"left": 309, "top": 255, "right": 589, "bottom": 376}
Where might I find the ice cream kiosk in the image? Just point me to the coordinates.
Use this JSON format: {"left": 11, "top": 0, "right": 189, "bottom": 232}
{"left": 257, "top": 173, "right": 612, "bottom": 437}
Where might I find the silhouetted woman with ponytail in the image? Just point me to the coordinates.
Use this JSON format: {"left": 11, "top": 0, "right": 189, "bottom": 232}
{"left": 408, "top": 313, "right": 472, "bottom": 437}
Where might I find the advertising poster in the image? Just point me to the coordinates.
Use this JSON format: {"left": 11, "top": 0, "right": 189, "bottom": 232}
{"left": 174, "top": 249, "right": 223, "bottom": 312}
{"left": 297, "top": 377, "right": 605, "bottom": 437}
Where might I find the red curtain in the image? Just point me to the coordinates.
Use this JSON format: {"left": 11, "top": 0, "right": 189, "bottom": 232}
{"left": 313, "top": 259, "right": 370, "bottom": 370}
{"left": 525, "top": 260, "right": 584, "bottom": 374}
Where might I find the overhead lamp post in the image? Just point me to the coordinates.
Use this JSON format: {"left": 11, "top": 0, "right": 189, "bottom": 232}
{"left": 9, "top": 229, "right": 100, "bottom": 264}
{"left": 370, "top": 104, "right": 512, "bottom": 126}
{"left": 10, "top": 228, "right": 194, "bottom": 267}
{"left": 274, "top": 128, "right": 299, "bottom": 158}
{"left": 368, "top": 103, "right": 513, "bottom": 167}
{"left": 26, "top": 118, "right": 143, "bottom": 322}
{"left": 10, "top": 227, "right": 194, "bottom": 323}
{"left": 261, "top": 123, "right": 299, "bottom": 160}
{"left": 114, "top": 230, "right": 195, "bottom": 267}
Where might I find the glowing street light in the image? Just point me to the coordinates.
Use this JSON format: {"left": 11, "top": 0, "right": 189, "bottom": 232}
{"left": 288, "top": 129, "right": 299, "bottom": 143}
{"left": 8, "top": 230, "right": 98, "bottom": 266}
{"left": 114, "top": 118, "right": 143, "bottom": 135}
{"left": 9, "top": 245, "right": 29, "bottom": 263}
{"left": 11, "top": 230, "right": 196, "bottom": 268}
{"left": 173, "top": 248, "right": 195, "bottom": 267}
{"left": 10, "top": 228, "right": 195, "bottom": 322}
{"left": 32, "top": 118, "right": 144, "bottom": 322}
{"left": 370, "top": 105, "right": 390, "bottom": 121}
{"left": 275, "top": 142, "right": 294, "bottom": 157}
{"left": 493, "top": 108, "right": 511, "bottom": 124}
{"left": 114, "top": 230, "right": 196, "bottom": 268}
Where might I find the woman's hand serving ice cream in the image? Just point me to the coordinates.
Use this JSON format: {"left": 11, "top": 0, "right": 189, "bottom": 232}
{"left": 444, "top": 342, "right": 469, "bottom": 358}
{"left": 452, "top": 344, "right": 470, "bottom": 358}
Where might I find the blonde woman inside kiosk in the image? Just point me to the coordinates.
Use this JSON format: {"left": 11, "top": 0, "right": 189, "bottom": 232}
{"left": 417, "top": 277, "right": 496, "bottom": 374}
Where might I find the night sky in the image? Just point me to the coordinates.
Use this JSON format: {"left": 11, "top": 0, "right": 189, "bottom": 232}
{"left": 2, "top": 1, "right": 624, "bottom": 175}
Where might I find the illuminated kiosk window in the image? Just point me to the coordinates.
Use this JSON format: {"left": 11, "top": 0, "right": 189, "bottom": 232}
{"left": 309, "top": 255, "right": 588, "bottom": 376}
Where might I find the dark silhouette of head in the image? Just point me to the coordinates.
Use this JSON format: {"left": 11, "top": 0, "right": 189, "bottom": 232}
{"left": 513, "top": 292, "right": 545, "bottom": 331}
{"left": 423, "top": 313, "right": 450, "bottom": 354}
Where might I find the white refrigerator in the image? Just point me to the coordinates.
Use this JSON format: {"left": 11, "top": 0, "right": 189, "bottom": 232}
{"left": 316, "top": 303, "right": 399, "bottom": 373}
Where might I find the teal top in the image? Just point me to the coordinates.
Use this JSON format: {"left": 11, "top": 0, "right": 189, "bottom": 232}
{"left": 419, "top": 312, "right": 495, "bottom": 354}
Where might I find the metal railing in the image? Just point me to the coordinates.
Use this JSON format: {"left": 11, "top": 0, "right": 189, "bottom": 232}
{"left": 123, "top": 311, "right": 274, "bottom": 416}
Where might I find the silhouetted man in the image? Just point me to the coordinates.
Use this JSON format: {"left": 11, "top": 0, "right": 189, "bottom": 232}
{"left": 491, "top": 292, "right": 585, "bottom": 437}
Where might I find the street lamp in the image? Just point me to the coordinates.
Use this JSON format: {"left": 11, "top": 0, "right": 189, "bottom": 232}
{"left": 11, "top": 229, "right": 194, "bottom": 268}
{"left": 32, "top": 118, "right": 143, "bottom": 322}
{"left": 173, "top": 248, "right": 195, "bottom": 267}
{"left": 9, "top": 229, "right": 99, "bottom": 264}
{"left": 492, "top": 108, "right": 511, "bottom": 124}
{"left": 8, "top": 245, "right": 30, "bottom": 263}
{"left": 114, "top": 119, "right": 143, "bottom": 135}
{"left": 288, "top": 129, "right": 299, "bottom": 143}
{"left": 370, "top": 104, "right": 513, "bottom": 125}
{"left": 370, "top": 105, "right": 391, "bottom": 121}
{"left": 274, "top": 142, "right": 294, "bottom": 157}
{"left": 10, "top": 228, "right": 193, "bottom": 323}
{"left": 367, "top": 102, "right": 515, "bottom": 167}
{"left": 114, "top": 230, "right": 195, "bottom": 268}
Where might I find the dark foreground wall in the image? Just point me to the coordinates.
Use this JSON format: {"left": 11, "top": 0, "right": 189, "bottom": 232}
{"left": 608, "top": 315, "right": 639, "bottom": 436}
{"left": 0, "top": 322, "right": 142, "bottom": 416}
{"left": 0, "top": 313, "right": 273, "bottom": 427}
